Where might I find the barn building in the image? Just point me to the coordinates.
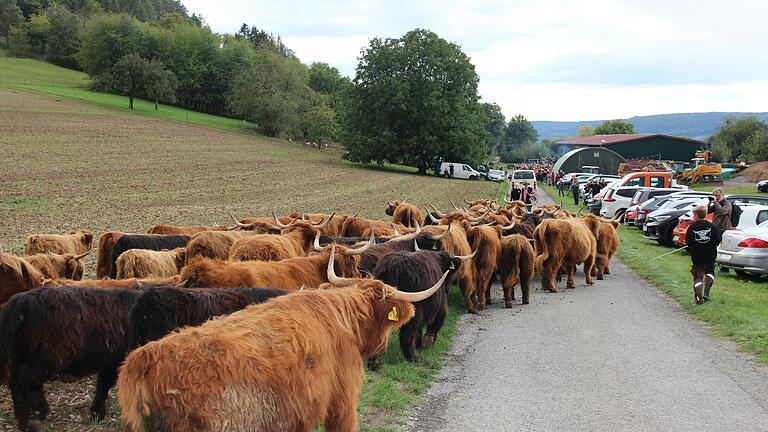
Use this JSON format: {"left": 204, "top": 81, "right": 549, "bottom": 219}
{"left": 554, "top": 134, "right": 705, "bottom": 161}
{"left": 553, "top": 147, "right": 626, "bottom": 176}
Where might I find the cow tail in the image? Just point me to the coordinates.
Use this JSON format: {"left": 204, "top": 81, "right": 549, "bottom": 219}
{"left": 533, "top": 224, "right": 549, "bottom": 274}
{"left": 0, "top": 294, "right": 25, "bottom": 383}
{"left": 117, "top": 350, "right": 156, "bottom": 432}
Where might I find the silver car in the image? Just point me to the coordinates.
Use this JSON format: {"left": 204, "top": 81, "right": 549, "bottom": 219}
{"left": 717, "top": 220, "right": 768, "bottom": 276}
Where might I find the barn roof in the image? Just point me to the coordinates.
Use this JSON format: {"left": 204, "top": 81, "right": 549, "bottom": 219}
{"left": 557, "top": 134, "right": 704, "bottom": 146}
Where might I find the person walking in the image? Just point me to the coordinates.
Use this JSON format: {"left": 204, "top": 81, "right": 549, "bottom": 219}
{"left": 570, "top": 177, "right": 580, "bottom": 206}
{"left": 708, "top": 187, "right": 732, "bottom": 273}
{"left": 685, "top": 205, "right": 721, "bottom": 304}
{"left": 510, "top": 182, "right": 522, "bottom": 201}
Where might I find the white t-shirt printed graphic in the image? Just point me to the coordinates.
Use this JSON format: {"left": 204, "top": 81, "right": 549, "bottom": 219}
{"left": 693, "top": 227, "right": 712, "bottom": 244}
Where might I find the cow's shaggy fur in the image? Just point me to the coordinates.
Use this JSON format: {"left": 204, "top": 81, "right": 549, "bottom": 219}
{"left": 109, "top": 235, "right": 190, "bottom": 278}
{"left": 497, "top": 235, "right": 535, "bottom": 307}
{"left": 116, "top": 248, "right": 187, "bottom": 279}
{"left": 147, "top": 224, "right": 229, "bottom": 235}
{"left": 385, "top": 201, "right": 424, "bottom": 228}
{"left": 23, "top": 231, "right": 93, "bottom": 256}
{"left": 0, "top": 253, "right": 44, "bottom": 306}
{"left": 23, "top": 253, "right": 85, "bottom": 280}
{"left": 422, "top": 224, "right": 476, "bottom": 313}
{"left": 96, "top": 232, "right": 125, "bottom": 279}
{"left": 533, "top": 218, "right": 597, "bottom": 292}
{"left": 186, "top": 231, "right": 249, "bottom": 262}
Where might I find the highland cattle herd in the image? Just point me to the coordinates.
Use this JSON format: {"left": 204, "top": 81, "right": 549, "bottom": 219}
{"left": 0, "top": 197, "right": 620, "bottom": 432}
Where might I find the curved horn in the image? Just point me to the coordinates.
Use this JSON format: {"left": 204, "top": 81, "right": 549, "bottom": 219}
{"left": 431, "top": 223, "right": 452, "bottom": 240}
{"left": 312, "top": 212, "right": 335, "bottom": 229}
{"left": 229, "top": 211, "right": 254, "bottom": 229}
{"left": 390, "top": 270, "right": 450, "bottom": 303}
{"left": 314, "top": 232, "right": 324, "bottom": 252}
{"left": 454, "top": 249, "right": 478, "bottom": 261}
{"left": 467, "top": 209, "right": 491, "bottom": 222}
{"left": 47, "top": 251, "right": 63, "bottom": 257}
{"left": 391, "top": 224, "right": 401, "bottom": 237}
{"left": 576, "top": 208, "right": 585, "bottom": 215}
{"left": 426, "top": 211, "right": 439, "bottom": 224}
{"left": 272, "top": 211, "right": 294, "bottom": 229}
{"left": 176, "top": 279, "right": 189, "bottom": 288}
{"left": 414, "top": 239, "right": 421, "bottom": 251}
{"left": 413, "top": 219, "right": 421, "bottom": 233}
{"left": 388, "top": 200, "right": 393, "bottom": 207}
{"left": 346, "top": 233, "right": 375, "bottom": 255}
{"left": 426, "top": 203, "right": 447, "bottom": 218}
{"left": 73, "top": 250, "right": 91, "bottom": 260}
{"left": 501, "top": 221, "right": 516, "bottom": 230}
{"left": 327, "top": 247, "right": 357, "bottom": 286}
{"left": 299, "top": 284, "right": 305, "bottom": 292}
{"left": 463, "top": 197, "right": 473, "bottom": 205}
{"left": 450, "top": 201, "right": 461, "bottom": 211}
{"left": 402, "top": 197, "right": 410, "bottom": 204}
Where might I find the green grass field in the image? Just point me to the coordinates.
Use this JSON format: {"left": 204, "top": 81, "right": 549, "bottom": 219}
{"left": 0, "top": 48, "right": 89, "bottom": 87}
{"left": 542, "top": 184, "right": 768, "bottom": 362}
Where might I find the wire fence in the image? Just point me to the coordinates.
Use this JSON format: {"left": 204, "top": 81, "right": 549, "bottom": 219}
{"left": 0, "top": 77, "right": 88, "bottom": 88}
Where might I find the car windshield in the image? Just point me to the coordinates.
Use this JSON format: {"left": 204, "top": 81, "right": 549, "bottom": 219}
{"left": 514, "top": 171, "right": 535, "bottom": 179}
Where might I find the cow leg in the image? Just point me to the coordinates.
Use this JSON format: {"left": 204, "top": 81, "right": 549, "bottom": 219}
{"left": 9, "top": 364, "right": 49, "bottom": 432}
{"left": 584, "top": 255, "right": 596, "bottom": 285}
{"left": 399, "top": 321, "right": 418, "bottom": 361}
{"left": 520, "top": 270, "right": 531, "bottom": 305}
{"left": 459, "top": 277, "right": 477, "bottom": 313}
{"left": 90, "top": 366, "right": 118, "bottom": 421}
{"left": 502, "top": 271, "right": 520, "bottom": 308}
{"left": 325, "top": 402, "right": 357, "bottom": 432}
{"left": 566, "top": 265, "right": 576, "bottom": 289}
{"left": 542, "top": 267, "right": 559, "bottom": 293}
{"left": 423, "top": 303, "right": 447, "bottom": 348}
{"left": 484, "top": 275, "right": 493, "bottom": 306}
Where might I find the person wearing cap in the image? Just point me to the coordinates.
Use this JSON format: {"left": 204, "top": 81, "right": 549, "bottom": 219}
{"left": 708, "top": 187, "right": 732, "bottom": 273}
{"left": 685, "top": 205, "right": 721, "bottom": 304}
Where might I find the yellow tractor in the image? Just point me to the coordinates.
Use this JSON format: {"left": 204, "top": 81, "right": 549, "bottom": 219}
{"left": 677, "top": 151, "right": 723, "bottom": 185}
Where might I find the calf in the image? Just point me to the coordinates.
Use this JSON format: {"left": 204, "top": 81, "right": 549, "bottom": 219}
{"left": 386, "top": 200, "right": 424, "bottom": 228}
{"left": 23, "top": 251, "right": 89, "bottom": 281}
{"left": 23, "top": 230, "right": 93, "bottom": 256}
{"left": 109, "top": 234, "right": 190, "bottom": 278}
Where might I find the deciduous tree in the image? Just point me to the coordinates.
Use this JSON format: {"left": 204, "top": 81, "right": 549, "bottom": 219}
{"left": 594, "top": 119, "right": 635, "bottom": 135}
{"left": 577, "top": 125, "right": 595, "bottom": 137}
{"left": 498, "top": 114, "right": 538, "bottom": 163}
{"left": 0, "top": 0, "right": 23, "bottom": 47}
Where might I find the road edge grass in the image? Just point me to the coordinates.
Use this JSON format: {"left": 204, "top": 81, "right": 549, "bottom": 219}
{"left": 359, "top": 181, "right": 504, "bottom": 431}
{"left": 541, "top": 184, "right": 768, "bottom": 363}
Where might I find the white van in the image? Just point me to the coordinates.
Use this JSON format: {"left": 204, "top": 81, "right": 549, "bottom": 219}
{"left": 510, "top": 169, "right": 537, "bottom": 189}
{"left": 439, "top": 162, "right": 481, "bottom": 180}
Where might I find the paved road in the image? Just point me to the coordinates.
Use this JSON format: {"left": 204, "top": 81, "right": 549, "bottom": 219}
{"left": 410, "top": 189, "right": 768, "bottom": 432}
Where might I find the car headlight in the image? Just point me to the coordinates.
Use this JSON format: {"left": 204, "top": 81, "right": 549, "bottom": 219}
{"left": 654, "top": 215, "right": 671, "bottom": 221}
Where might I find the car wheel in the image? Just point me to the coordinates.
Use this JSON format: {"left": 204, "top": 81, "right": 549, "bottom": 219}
{"left": 469, "top": 176, "right": 477, "bottom": 180}
{"left": 661, "top": 225, "right": 676, "bottom": 247}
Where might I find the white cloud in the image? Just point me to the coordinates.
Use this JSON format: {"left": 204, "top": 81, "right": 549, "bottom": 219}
{"left": 183, "top": 0, "right": 768, "bottom": 120}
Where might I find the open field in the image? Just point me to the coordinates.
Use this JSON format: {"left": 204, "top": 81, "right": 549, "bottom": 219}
{"left": 0, "top": 48, "right": 89, "bottom": 88}
{"left": 542, "top": 184, "right": 768, "bottom": 363}
{"left": 0, "top": 86, "right": 502, "bottom": 431}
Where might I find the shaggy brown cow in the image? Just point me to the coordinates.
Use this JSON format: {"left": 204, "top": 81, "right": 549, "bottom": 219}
{"left": 23, "top": 230, "right": 93, "bottom": 256}
{"left": 43, "top": 276, "right": 180, "bottom": 288}
{"left": 116, "top": 248, "right": 186, "bottom": 279}
{"left": 96, "top": 232, "right": 125, "bottom": 279}
{"left": 497, "top": 234, "right": 535, "bottom": 307}
{"left": 422, "top": 223, "right": 477, "bottom": 313}
{"left": 179, "top": 241, "right": 371, "bottom": 291}
{"left": 590, "top": 216, "right": 620, "bottom": 279}
{"left": 342, "top": 216, "right": 408, "bottom": 237}
{"left": 186, "top": 231, "right": 250, "bottom": 262}
{"left": 147, "top": 224, "right": 229, "bottom": 235}
{"left": 386, "top": 200, "right": 424, "bottom": 228}
{"left": 117, "top": 273, "right": 447, "bottom": 432}
{"left": 23, "top": 251, "right": 90, "bottom": 281}
{"left": 289, "top": 211, "right": 350, "bottom": 237}
{"left": 533, "top": 218, "right": 597, "bottom": 292}
{"left": 0, "top": 252, "right": 44, "bottom": 306}
{"left": 465, "top": 223, "right": 501, "bottom": 309}
{"left": 228, "top": 222, "right": 326, "bottom": 262}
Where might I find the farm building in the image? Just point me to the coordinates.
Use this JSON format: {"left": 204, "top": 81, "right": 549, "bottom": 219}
{"left": 553, "top": 147, "right": 626, "bottom": 175}
{"left": 554, "top": 134, "right": 705, "bottom": 161}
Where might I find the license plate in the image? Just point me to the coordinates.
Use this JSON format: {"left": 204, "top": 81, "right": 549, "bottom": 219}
{"left": 718, "top": 253, "right": 732, "bottom": 261}
{"left": 672, "top": 235, "right": 679, "bottom": 243}
{"left": 643, "top": 225, "right": 648, "bottom": 232}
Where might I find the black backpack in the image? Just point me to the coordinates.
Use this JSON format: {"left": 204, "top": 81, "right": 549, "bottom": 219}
{"left": 731, "top": 202, "right": 742, "bottom": 226}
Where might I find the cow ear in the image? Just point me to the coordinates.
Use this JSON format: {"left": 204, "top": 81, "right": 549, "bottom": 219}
{"left": 20, "top": 261, "right": 41, "bottom": 287}
{"left": 83, "top": 231, "right": 94, "bottom": 247}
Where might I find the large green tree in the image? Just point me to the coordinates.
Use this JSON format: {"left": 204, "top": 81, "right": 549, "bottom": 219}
{"left": 594, "top": 119, "right": 635, "bottom": 134}
{"left": 0, "top": 0, "right": 22, "bottom": 47}
{"left": 78, "top": 13, "right": 160, "bottom": 76}
{"left": 344, "top": 29, "right": 488, "bottom": 173}
{"left": 498, "top": 114, "right": 538, "bottom": 163}
{"left": 94, "top": 53, "right": 175, "bottom": 109}
{"left": 229, "top": 48, "right": 312, "bottom": 137}
{"left": 45, "top": 4, "right": 82, "bottom": 68}
{"left": 709, "top": 116, "right": 768, "bottom": 161}
{"left": 482, "top": 102, "right": 506, "bottom": 155}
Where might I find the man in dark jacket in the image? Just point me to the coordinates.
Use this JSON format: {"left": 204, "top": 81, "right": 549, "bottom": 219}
{"left": 708, "top": 187, "right": 732, "bottom": 273}
{"left": 685, "top": 205, "right": 721, "bottom": 304}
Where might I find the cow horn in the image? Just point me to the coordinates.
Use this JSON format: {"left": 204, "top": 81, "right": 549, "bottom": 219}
{"left": 450, "top": 201, "right": 461, "bottom": 211}
{"left": 413, "top": 219, "right": 421, "bottom": 233}
{"left": 299, "top": 284, "right": 305, "bottom": 291}
{"left": 314, "top": 232, "right": 324, "bottom": 252}
{"left": 229, "top": 212, "right": 254, "bottom": 229}
{"left": 74, "top": 250, "right": 91, "bottom": 260}
{"left": 390, "top": 270, "right": 449, "bottom": 303}
{"left": 388, "top": 200, "right": 393, "bottom": 207}
{"left": 176, "top": 279, "right": 189, "bottom": 288}
{"left": 426, "top": 203, "right": 447, "bottom": 218}
{"left": 402, "top": 197, "right": 410, "bottom": 204}
{"left": 463, "top": 197, "right": 473, "bottom": 205}
{"left": 391, "top": 224, "right": 401, "bottom": 237}
{"left": 327, "top": 247, "right": 357, "bottom": 286}
{"left": 501, "top": 221, "right": 516, "bottom": 230}
{"left": 467, "top": 209, "right": 490, "bottom": 223}
{"left": 430, "top": 223, "right": 452, "bottom": 240}
{"left": 454, "top": 249, "right": 478, "bottom": 261}
{"left": 346, "top": 233, "right": 375, "bottom": 255}
{"left": 414, "top": 239, "right": 421, "bottom": 251}
{"left": 47, "top": 251, "right": 63, "bottom": 257}
{"left": 312, "top": 212, "right": 335, "bottom": 229}
{"left": 272, "top": 211, "right": 295, "bottom": 229}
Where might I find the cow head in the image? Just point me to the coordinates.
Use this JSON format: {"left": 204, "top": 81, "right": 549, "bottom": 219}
{"left": 75, "top": 230, "right": 94, "bottom": 250}
{"left": 43, "top": 251, "right": 90, "bottom": 280}
{"left": 385, "top": 200, "right": 401, "bottom": 216}
{"left": 0, "top": 252, "right": 44, "bottom": 304}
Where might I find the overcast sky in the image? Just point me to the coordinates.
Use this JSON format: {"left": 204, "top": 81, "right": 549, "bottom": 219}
{"left": 183, "top": 0, "right": 768, "bottom": 121}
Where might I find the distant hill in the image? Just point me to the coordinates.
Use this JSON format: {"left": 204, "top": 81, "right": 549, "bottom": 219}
{"left": 533, "top": 112, "right": 768, "bottom": 141}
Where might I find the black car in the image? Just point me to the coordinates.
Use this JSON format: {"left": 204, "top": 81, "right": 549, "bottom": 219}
{"left": 643, "top": 197, "right": 704, "bottom": 245}
{"left": 758, "top": 180, "right": 768, "bottom": 193}
{"left": 635, "top": 192, "right": 710, "bottom": 228}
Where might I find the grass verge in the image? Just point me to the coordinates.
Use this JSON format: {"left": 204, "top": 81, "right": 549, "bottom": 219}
{"left": 542, "top": 184, "right": 768, "bottom": 362}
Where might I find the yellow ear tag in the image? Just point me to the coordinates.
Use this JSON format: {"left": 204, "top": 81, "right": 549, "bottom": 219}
{"left": 432, "top": 244, "right": 438, "bottom": 250}
{"left": 388, "top": 307, "right": 398, "bottom": 321}
{"left": 449, "top": 262, "right": 455, "bottom": 269}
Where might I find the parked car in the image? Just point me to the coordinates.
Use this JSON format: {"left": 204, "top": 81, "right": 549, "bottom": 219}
{"left": 510, "top": 169, "right": 537, "bottom": 189}
{"left": 438, "top": 162, "right": 481, "bottom": 180}
{"left": 614, "top": 171, "right": 686, "bottom": 189}
{"left": 599, "top": 186, "right": 649, "bottom": 219}
{"left": 643, "top": 197, "right": 705, "bottom": 246}
{"left": 672, "top": 195, "right": 768, "bottom": 247}
{"left": 634, "top": 192, "right": 710, "bottom": 228}
{"left": 487, "top": 169, "right": 505, "bottom": 182}
{"left": 623, "top": 188, "right": 685, "bottom": 226}
{"left": 717, "top": 220, "right": 768, "bottom": 277}
{"left": 758, "top": 179, "right": 768, "bottom": 193}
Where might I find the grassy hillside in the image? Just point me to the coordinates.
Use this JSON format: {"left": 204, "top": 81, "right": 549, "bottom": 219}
{"left": 0, "top": 86, "right": 502, "bottom": 431}
{"left": 0, "top": 49, "right": 257, "bottom": 133}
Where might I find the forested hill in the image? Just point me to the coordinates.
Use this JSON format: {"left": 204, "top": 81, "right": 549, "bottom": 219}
{"left": 533, "top": 112, "right": 768, "bottom": 140}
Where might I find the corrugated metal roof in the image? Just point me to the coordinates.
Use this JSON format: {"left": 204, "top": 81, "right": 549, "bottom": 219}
{"left": 557, "top": 134, "right": 705, "bottom": 146}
